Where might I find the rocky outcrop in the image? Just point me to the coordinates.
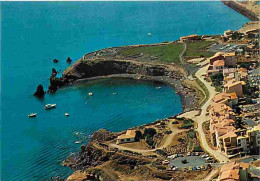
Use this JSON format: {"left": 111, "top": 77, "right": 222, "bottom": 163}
{"left": 67, "top": 57, "right": 72, "bottom": 64}
{"left": 52, "top": 68, "right": 57, "bottom": 76}
{"left": 33, "top": 84, "right": 45, "bottom": 98}
{"left": 63, "top": 142, "right": 113, "bottom": 170}
{"left": 62, "top": 59, "right": 183, "bottom": 81}
{"left": 53, "top": 59, "right": 59, "bottom": 63}
{"left": 48, "top": 76, "right": 67, "bottom": 93}
{"left": 222, "top": 0, "right": 259, "bottom": 21}
{"left": 91, "top": 129, "right": 117, "bottom": 142}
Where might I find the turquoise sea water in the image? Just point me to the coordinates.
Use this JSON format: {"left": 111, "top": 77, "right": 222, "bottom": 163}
{"left": 1, "top": 2, "right": 249, "bottom": 180}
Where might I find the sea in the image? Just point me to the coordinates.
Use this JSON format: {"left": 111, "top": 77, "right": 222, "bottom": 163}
{"left": 1, "top": 2, "right": 249, "bottom": 180}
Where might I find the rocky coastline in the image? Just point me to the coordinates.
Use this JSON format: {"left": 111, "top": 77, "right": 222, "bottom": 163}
{"left": 47, "top": 42, "right": 206, "bottom": 180}
{"left": 47, "top": 44, "right": 200, "bottom": 112}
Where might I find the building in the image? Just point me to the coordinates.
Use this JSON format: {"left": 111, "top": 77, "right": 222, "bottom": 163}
{"left": 116, "top": 130, "right": 137, "bottom": 144}
{"left": 179, "top": 34, "right": 201, "bottom": 43}
{"left": 224, "top": 29, "right": 233, "bottom": 37}
{"left": 247, "top": 126, "right": 260, "bottom": 152}
{"left": 223, "top": 68, "right": 239, "bottom": 84}
{"left": 237, "top": 135, "right": 250, "bottom": 152}
{"left": 224, "top": 52, "right": 237, "bottom": 67}
{"left": 213, "top": 60, "right": 225, "bottom": 70}
{"left": 218, "top": 162, "right": 250, "bottom": 181}
{"left": 212, "top": 92, "right": 238, "bottom": 107}
{"left": 209, "top": 52, "right": 225, "bottom": 65}
{"left": 218, "top": 130, "right": 240, "bottom": 155}
{"left": 224, "top": 80, "right": 245, "bottom": 97}
{"left": 238, "top": 68, "right": 248, "bottom": 79}
{"left": 207, "top": 52, "right": 237, "bottom": 76}
{"left": 245, "top": 28, "right": 260, "bottom": 39}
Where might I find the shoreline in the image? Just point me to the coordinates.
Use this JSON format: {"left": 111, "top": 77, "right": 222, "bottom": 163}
{"left": 67, "top": 73, "right": 199, "bottom": 113}
{"left": 50, "top": 9, "right": 258, "bottom": 178}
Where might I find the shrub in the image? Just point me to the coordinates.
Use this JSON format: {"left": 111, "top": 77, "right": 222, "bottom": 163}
{"left": 210, "top": 73, "right": 223, "bottom": 87}
{"left": 144, "top": 128, "right": 157, "bottom": 138}
{"left": 179, "top": 119, "right": 194, "bottom": 129}
{"left": 181, "top": 159, "right": 188, "bottom": 164}
{"left": 155, "top": 149, "right": 167, "bottom": 156}
{"left": 135, "top": 130, "right": 143, "bottom": 141}
{"left": 193, "top": 144, "right": 203, "bottom": 152}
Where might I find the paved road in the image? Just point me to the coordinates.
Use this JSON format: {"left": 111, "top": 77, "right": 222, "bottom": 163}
{"left": 179, "top": 62, "right": 230, "bottom": 163}
{"left": 108, "top": 122, "right": 186, "bottom": 153}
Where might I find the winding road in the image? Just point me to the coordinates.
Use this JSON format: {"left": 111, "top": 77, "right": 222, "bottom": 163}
{"left": 109, "top": 59, "right": 229, "bottom": 162}
{"left": 179, "top": 61, "right": 230, "bottom": 163}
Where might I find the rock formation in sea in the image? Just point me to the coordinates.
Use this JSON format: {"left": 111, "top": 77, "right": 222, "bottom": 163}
{"left": 53, "top": 59, "right": 59, "bottom": 63}
{"left": 33, "top": 84, "right": 45, "bottom": 98}
{"left": 66, "top": 57, "right": 72, "bottom": 64}
{"left": 52, "top": 68, "right": 57, "bottom": 76}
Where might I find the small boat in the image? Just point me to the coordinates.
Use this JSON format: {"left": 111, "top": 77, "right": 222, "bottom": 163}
{"left": 74, "top": 132, "right": 80, "bottom": 136}
{"left": 148, "top": 33, "right": 152, "bottom": 36}
{"left": 44, "top": 104, "right": 56, "bottom": 110}
{"left": 88, "top": 92, "right": 93, "bottom": 96}
{"left": 156, "top": 86, "right": 161, "bottom": 89}
{"left": 65, "top": 113, "right": 69, "bottom": 116}
{"left": 28, "top": 113, "right": 37, "bottom": 118}
{"left": 74, "top": 140, "right": 82, "bottom": 144}
{"left": 113, "top": 92, "right": 117, "bottom": 95}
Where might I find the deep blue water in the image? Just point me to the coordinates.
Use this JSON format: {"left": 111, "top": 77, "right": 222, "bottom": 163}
{"left": 1, "top": 2, "right": 249, "bottom": 180}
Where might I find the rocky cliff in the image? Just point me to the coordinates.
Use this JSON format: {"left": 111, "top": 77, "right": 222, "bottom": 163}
{"left": 63, "top": 59, "right": 183, "bottom": 80}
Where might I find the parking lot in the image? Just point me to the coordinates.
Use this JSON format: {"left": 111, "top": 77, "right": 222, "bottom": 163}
{"left": 208, "top": 43, "right": 245, "bottom": 53}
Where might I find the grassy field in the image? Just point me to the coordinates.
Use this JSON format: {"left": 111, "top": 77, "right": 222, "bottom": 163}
{"left": 119, "top": 43, "right": 184, "bottom": 63}
{"left": 184, "top": 41, "right": 215, "bottom": 58}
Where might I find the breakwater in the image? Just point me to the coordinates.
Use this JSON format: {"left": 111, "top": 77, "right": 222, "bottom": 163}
{"left": 222, "top": 0, "right": 259, "bottom": 21}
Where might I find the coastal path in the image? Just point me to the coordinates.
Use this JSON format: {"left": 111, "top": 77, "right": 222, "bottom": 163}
{"left": 178, "top": 61, "right": 230, "bottom": 163}
{"left": 108, "top": 121, "right": 186, "bottom": 154}
{"left": 179, "top": 43, "right": 187, "bottom": 65}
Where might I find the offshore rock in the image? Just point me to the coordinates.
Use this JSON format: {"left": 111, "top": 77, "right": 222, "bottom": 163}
{"left": 53, "top": 59, "right": 59, "bottom": 63}
{"left": 52, "top": 68, "right": 57, "bottom": 77}
{"left": 66, "top": 57, "right": 72, "bottom": 64}
{"left": 33, "top": 84, "right": 45, "bottom": 98}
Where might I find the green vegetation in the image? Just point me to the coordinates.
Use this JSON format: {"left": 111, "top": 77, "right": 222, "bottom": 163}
{"left": 193, "top": 144, "right": 203, "bottom": 152}
{"left": 195, "top": 78, "right": 210, "bottom": 107}
{"left": 210, "top": 73, "right": 223, "bottom": 92}
{"left": 155, "top": 149, "right": 167, "bottom": 156}
{"left": 181, "top": 159, "right": 188, "bottom": 164}
{"left": 119, "top": 43, "right": 184, "bottom": 63}
{"left": 184, "top": 41, "right": 215, "bottom": 58}
{"left": 178, "top": 118, "right": 194, "bottom": 129}
{"left": 144, "top": 128, "right": 157, "bottom": 147}
{"left": 187, "top": 129, "right": 196, "bottom": 151}
{"left": 187, "top": 129, "right": 196, "bottom": 139}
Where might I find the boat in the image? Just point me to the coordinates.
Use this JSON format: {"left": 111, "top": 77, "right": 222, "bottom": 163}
{"left": 65, "top": 113, "right": 69, "bottom": 116}
{"left": 113, "top": 92, "right": 117, "bottom": 95}
{"left": 74, "top": 140, "right": 82, "bottom": 144}
{"left": 156, "top": 86, "right": 161, "bottom": 89}
{"left": 44, "top": 104, "right": 56, "bottom": 110}
{"left": 88, "top": 92, "right": 93, "bottom": 96}
{"left": 28, "top": 113, "right": 37, "bottom": 118}
{"left": 148, "top": 33, "right": 152, "bottom": 36}
{"left": 74, "top": 132, "right": 80, "bottom": 136}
